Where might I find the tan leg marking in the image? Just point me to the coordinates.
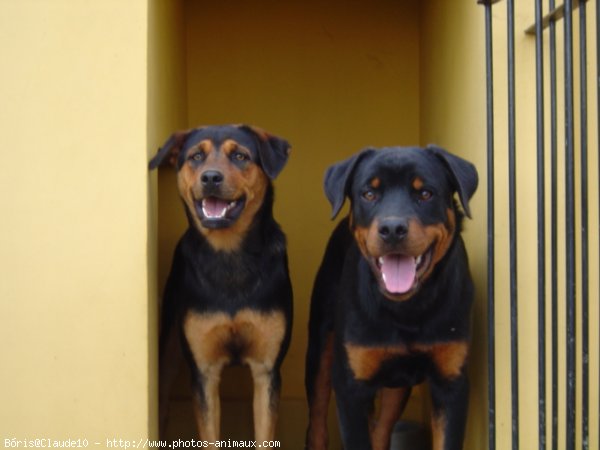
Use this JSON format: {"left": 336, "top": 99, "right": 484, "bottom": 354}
{"left": 431, "top": 412, "right": 447, "bottom": 450}
{"left": 370, "top": 387, "right": 412, "bottom": 450}
{"left": 248, "top": 361, "right": 278, "bottom": 443}
{"left": 191, "top": 362, "right": 224, "bottom": 442}
{"left": 240, "top": 310, "right": 286, "bottom": 443}
{"left": 183, "top": 312, "right": 231, "bottom": 440}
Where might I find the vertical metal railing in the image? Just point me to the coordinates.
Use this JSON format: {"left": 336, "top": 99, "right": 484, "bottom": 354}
{"left": 563, "top": 2, "right": 577, "bottom": 449}
{"left": 549, "top": 2, "right": 560, "bottom": 448}
{"left": 483, "top": 2, "right": 497, "bottom": 449}
{"left": 578, "top": 2, "right": 590, "bottom": 448}
{"left": 478, "top": 0, "right": 597, "bottom": 449}
{"left": 534, "top": 1, "right": 547, "bottom": 449}
{"left": 506, "top": 1, "right": 520, "bottom": 449}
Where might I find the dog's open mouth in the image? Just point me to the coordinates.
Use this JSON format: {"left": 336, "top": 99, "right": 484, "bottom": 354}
{"left": 195, "top": 196, "right": 246, "bottom": 228}
{"left": 373, "top": 246, "right": 433, "bottom": 296}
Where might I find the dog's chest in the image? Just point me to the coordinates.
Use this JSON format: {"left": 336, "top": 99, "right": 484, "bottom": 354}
{"left": 183, "top": 308, "right": 286, "bottom": 370}
{"left": 344, "top": 340, "right": 468, "bottom": 385}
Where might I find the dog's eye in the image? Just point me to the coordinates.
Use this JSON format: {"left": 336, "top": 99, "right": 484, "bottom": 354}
{"left": 190, "top": 152, "right": 205, "bottom": 162}
{"left": 233, "top": 151, "right": 250, "bottom": 162}
{"left": 418, "top": 189, "right": 433, "bottom": 201}
{"left": 362, "top": 190, "right": 377, "bottom": 202}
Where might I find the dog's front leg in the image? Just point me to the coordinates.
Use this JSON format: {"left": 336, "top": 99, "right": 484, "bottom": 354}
{"left": 183, "top": 312, "right": 229, "bottom": 441}
{"left": 429, "top": 373, "right": 469, "bottom": 450}
{"left": 248, "top": 361, "right": 280, "bottom": 443}
{"left": 332, "top": 355, "right": 377, "bottom": 450}
{"left": 370, "top": 387, "right": 412, "bottom": 450}
{"left": 190, "top": 363, "right": 225, "bottom": 441}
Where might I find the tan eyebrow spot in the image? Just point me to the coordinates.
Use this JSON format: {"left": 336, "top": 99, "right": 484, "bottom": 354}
{"left": 412, "top": 177, "right": 424, "bottom": 190}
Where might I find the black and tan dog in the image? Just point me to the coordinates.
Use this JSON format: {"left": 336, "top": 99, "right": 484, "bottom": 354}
{"left": 149, "top": 125, "right": 293, "bottom": 442}
{"left": 305, "top": 146, "right": 478, "bottom": 450}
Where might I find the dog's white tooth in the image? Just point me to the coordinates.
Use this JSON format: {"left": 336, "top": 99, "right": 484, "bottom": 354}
{"left": 378, "top": 257, "right": 384, "bottom": 265}
{"left": 416, "top": 255, "right": 422, "bottom": 265}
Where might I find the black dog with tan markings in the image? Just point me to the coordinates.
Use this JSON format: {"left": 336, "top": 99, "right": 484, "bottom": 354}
{"left": 305, "top": 146, "right": 478, "bottom": 450}
{"left": 149, "top": 125, "right": 293, "bottom": 443}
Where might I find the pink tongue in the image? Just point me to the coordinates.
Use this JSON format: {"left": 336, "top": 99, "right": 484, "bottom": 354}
{"left": 380, "top": 254, "right": 416, "bottom": 294}
{"left": 203, "top": 198, "right": 229, "bottom": 217}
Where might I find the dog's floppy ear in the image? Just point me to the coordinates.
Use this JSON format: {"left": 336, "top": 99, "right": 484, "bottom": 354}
{"left": 148, "top": 130, "right": 192, "bottom": 170}
{"left": 239, "top": 125, "right": 291, "bottom": 180}
{"left": 324, "top": 148, "right": 376, "bottom": 220}
{"left": 425, "top": 145, "right": 478, "bottom": 218}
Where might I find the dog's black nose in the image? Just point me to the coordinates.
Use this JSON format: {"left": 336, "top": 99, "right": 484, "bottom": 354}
{"left": 201, "top": 170, "right": 224, "bottom": 187}
{"left": 378, "top": 218, "right": 409, "bottom": 243}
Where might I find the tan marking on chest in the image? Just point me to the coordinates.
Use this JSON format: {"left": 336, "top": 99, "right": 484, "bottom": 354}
{"left": 412, "top": 340, "right": 468, "bottom": 379}
{"left": 183, "top": 309, "right": 287, "bottom": 372}
{"left": 344, "top": 343, "right": 409, "bottom": 381}
{"left": 345, "top": 340, "right": 468, "bottom": 382}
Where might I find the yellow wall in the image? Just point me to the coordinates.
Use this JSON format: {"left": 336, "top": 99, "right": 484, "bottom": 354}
{"left": 0, "top": 0, "right": 151, "bottom": 442}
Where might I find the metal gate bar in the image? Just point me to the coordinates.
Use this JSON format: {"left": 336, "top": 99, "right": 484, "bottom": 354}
{"left": 579, "top": 3, "right": 590, "bottom": 448}
{"left": 549, "top": 1, "right": 560, "bottom": 448}
{"left": 506, "top": 2, "right": 520, "bottom": 449}
{"left": 563, "top": 2, "right": 576, "bottom": 449}
{"left": 534, "top": 1, "right": 547, "bottom": 449}
{"left": 483, "top": 3, "right": 497, "bottom": 450}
